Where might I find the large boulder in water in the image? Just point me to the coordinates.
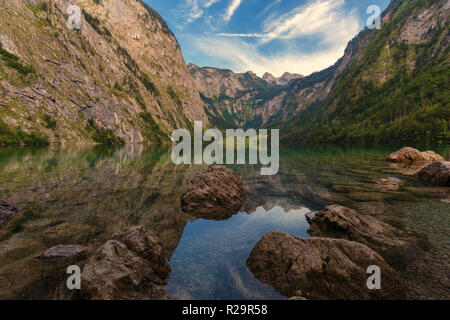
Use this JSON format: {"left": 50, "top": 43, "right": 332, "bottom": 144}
{"left": 305, "top": 205, "right": 426, "bottom": 269}
{"left": 386, "top": 147, "right": 444, "bottom": 163}
{"left": 181, "top": 166, "right": 247, "bottom": 220}
{"left": 78, "top": 226, "right": 172, "bottom": 300}
{"left": 247, "top": 230, "right": 406, "bottom": 300}
{"left": 306, "top": 205, "right": 408, "bottom": 253}
{"left": 415, "top": 161, "right": 450, "bottom": 187}
{"left": 0, "top": 200, "right": 21, "bottom": 230}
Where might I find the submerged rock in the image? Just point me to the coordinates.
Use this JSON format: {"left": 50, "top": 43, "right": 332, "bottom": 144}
{"left": 181, "top": 166, "right": 247, "bottom": 220}
{"left": 37, "top": 245, "right": 86, "bottom": 260}
{"left": 77, "top": 226, "right": 172, "bottom": 300}
{"left": 387, "top": 162, "right": 426, "bottom": 175}
{"left": 306, "top": 206, "right": 409, "bottom": 256}
{"left": 386, "top": 147, "right": 444, "bottom": 163}
{"left": 376, "top": 177, "right": 403, "bottom": 191}
{"left": 415, "top": 161, "right": 450, "bottom": 187}
{"left": 305, "top": 205, "right": 430, "bottom": 271}
{"left": 246, "top": 230, "right": 406, "bottom": 300}
{"left": 0, "top": 200, "right": 21, "bottom": 230}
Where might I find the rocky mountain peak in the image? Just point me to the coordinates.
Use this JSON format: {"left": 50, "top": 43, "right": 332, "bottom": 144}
{"left": 262, "top": 72, "right": 276, "bottom": 83}
{"left": 278, "top": 72, "right": 303, "bottom": 84}
{"left": 262, "top": 71, "right": 303, "bottom": 85}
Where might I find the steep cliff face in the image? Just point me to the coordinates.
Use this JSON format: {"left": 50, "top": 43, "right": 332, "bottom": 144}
{"left": 189, "top": 19, "right": 373, "bottom": 128}
{"left": 189, "top": 63, "right": 284, "bottom": 128}
{"left": 266, "top": 28, "right": 373, "bottom": 125}
{"left": 281, "top": 0, "right": 449, "bottom": 146}
{"left": 0, "top": 0, "right": 207, "bottom": 145}
{"left": 190, "top": 0, "right": 448, "bottom": 146}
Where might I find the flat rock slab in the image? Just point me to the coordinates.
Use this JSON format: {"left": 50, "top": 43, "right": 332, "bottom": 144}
{"left": 181, "top": 166, "right": 247, "bottom": 220}
{"left": 0, "top": 200, "right": 21, "bottom": 230}
{"left": 386, "top": 147, "right": 444, "bottom": 163}
{"left": 247, "top": 230, "right": 406, "bottom": 300}
{"left": 37, "top": 245, "right": 86, "bottom": 260}
{"left": 415, "top": 161, "right": 450, "bottom": 187}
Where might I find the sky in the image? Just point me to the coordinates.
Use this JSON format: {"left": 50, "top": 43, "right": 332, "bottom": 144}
{"left": 144, "top": 0, "right": 391, "bottom": 77}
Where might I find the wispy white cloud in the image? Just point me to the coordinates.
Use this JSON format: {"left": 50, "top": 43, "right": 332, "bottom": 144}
{"left": 184, "top": 0, "right": 222, "bottom": 23}
{"left": 224, "top": 0, "right": 243, "bottom": 22}
{"left": 193, "top": 0, "right": 360, "bottom": 76}
{"left": 217, "top": 33, "right": 264, "bottom": 38}
{"left": 218, "top": 0, "right": 358, "bottom": 46}
{"left": 261, "top": 0, "right": 357, "bottom": 45}
{"left": 257, "top": 0, "right": 283, "bottom": 18}
{"left": 193, "top": 36, "right": 348, "bottom": 77}
{"left": 184, "top": 0, "right": 202, "bottom": 23}
{"left": 204, "top": 0, "right": 220, "bottom": 8}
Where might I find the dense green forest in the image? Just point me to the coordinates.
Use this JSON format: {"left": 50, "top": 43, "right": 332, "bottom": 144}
{"left": 281, "top": 0, "right": 449, "bottom": 147}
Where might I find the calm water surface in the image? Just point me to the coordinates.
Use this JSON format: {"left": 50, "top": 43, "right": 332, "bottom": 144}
{"left": 0, "top": 145, "right": 448, "bottom": 299}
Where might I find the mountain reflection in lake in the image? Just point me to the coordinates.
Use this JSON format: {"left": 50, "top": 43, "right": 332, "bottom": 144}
{"left": 0, "top": 145, "right": 448, "bottom": 299}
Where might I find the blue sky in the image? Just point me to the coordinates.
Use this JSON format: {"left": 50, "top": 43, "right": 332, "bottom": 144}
{"left": 145, "top": 0, "right": 391, "bottom": 77}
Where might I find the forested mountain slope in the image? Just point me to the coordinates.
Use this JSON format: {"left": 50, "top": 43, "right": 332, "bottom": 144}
{"left": 280, "top": 0, "right": 449, "bottom": 146}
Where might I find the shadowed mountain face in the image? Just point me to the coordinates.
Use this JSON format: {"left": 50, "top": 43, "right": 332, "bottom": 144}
{"left": 188, "top": 63, "right": 287, "bottom": 128}
{"left": 0, "top": 0, "right": 207, "bottom": 145}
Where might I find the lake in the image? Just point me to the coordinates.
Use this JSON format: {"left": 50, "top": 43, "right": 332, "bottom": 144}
{"left": 0, "top": 144, "right": 448, "bottom": 299}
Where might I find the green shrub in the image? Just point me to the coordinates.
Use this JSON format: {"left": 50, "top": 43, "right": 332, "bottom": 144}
{"left": 0, "top": 119, "right": 49, "bottom": 146}
{"left": 42, "top": 114, "right": 57, "bottom": 129}
{"left": 82, "top": 10, "right": 112, "bottom": 41}
{"left": 86, "top": 119, "right": 125, "bottom": 145}
{"left": 0, "top": 45, "right": 34, "bottom": 75}
{"left": 36, "top": 2, "right": 48, "bottom": 12}
{"left": 139, "top": 112, "right": 167, "bottom": 144}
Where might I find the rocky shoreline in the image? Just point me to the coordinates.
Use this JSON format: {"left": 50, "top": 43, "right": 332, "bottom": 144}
{"left": 247, "top": 147, "right": 448, "bottom": 300}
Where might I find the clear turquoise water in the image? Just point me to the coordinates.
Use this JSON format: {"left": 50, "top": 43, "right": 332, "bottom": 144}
{"left": 0, "top": 145, "right": 448, "bottom": 299}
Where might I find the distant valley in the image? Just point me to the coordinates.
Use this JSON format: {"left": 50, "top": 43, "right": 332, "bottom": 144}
{"left": 0, "top": 0, "right": 448, "bottom": 147}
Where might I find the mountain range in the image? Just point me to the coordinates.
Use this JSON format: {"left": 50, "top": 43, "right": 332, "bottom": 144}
{"left": 0, "top": 0, "right": 448, "bottom": 146}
